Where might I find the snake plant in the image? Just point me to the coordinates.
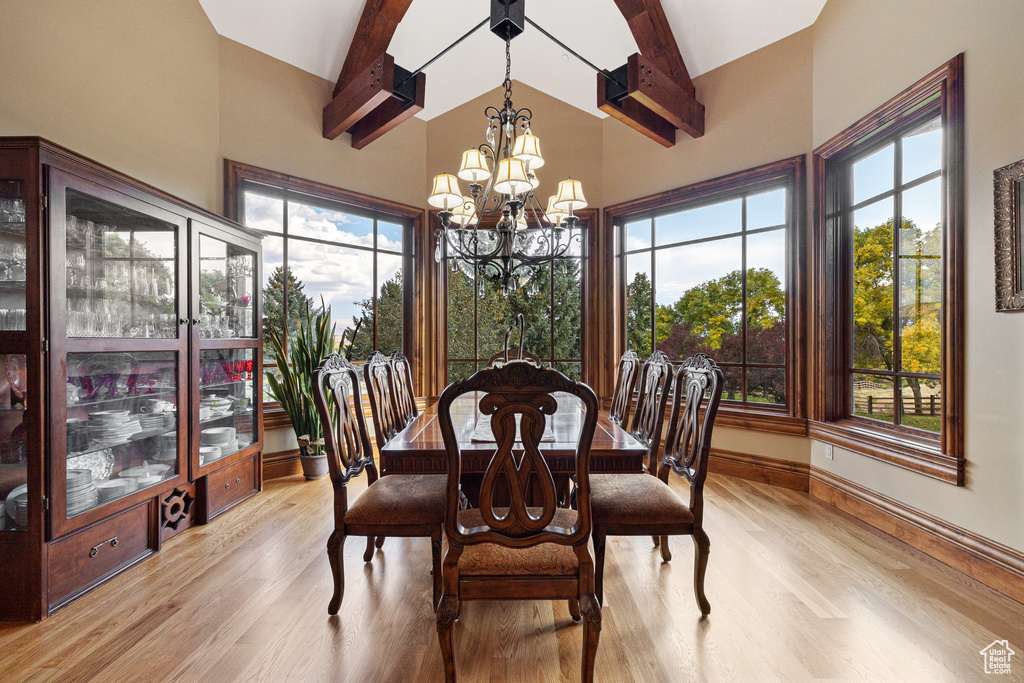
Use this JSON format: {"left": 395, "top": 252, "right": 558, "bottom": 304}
{"left": 265, "top": 300, "right": 337, "bottom": 456}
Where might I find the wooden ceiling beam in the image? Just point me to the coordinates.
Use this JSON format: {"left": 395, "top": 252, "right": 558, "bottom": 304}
{"left": 603, "top": 0, "right": 704, "bottom": 144}
{"left": 333, "top": 0, "right": 415, "bottom": 98}
{"left": 324, "top": 0, "right": 422, "bottom": 147}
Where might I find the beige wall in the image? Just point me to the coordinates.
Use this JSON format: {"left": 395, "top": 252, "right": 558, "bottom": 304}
{"left": 427, "top": 81, "right": 604, "bottom": 213}
{"left": 0, "top": 0, "right": 221, "bottom": 210}
{"left": 602, "top": 28, "right": 813, "bottom": 207}
{"left": 218, "top": 37, "right": 427, "bottom": 211}
{"left": 810, "top": 0, "right": 1024, "bottom": 552}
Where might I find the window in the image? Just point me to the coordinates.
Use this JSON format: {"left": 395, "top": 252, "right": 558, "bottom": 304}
{"left": 610, "top": 157, "right": 806, "bottom": 433}
{"left": 443, "top": 214, "right": 589, "bottom": 382}
{"left": 224, "top": 162, "right": 420, "bottom": 407}
{"left": 812, "top": 55, "right": 964, "bottom": 484}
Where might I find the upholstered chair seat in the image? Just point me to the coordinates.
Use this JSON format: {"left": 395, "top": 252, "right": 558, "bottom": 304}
{"left": 454, "top": 508, "right": 580, "bottom": 577}
{"left": 345, "top": 474, "right": 447, "bottom": 526}
{"left": 590, "top": 474, "right": 695, "bottom": 527}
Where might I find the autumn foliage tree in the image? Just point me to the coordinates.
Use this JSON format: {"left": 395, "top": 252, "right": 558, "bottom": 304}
{"left": 625, "top": 267, "right": 787, "bottom": 403}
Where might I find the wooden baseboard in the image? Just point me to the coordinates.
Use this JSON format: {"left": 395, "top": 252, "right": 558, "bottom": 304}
{"left": 810, "top": 468, "right": 1024, "bottom": 606}
{"left": 708, "top": 448, "right": 810, "bottom": 491}
{"left": 263, "top": 448, "right": 302, "bottom": 480}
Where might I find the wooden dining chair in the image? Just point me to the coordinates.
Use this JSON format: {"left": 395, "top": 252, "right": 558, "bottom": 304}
{"left": 608, "top": 349, "right": 640, "bottom": 426}
{"left": 390, "top": 350, "right": 419, "bottom": 425}
{"left": 364, "top": 350, "right": 405, "bottom": 452}
{"left": 590, "top": 353, "right": 724, "bottom": 615}
{"left": 312, "top": 354, "right": 446, "bottom": 615}
{"left": 365, "top": 350, "right": 413, "bottom": 553}
{"left": 435, "top": 363, "right": 602, "bottom": 682}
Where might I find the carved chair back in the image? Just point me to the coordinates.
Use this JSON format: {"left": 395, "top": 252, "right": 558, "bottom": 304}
{"left": 628, "top": 351, "right": 674, "bottom": 474}
{"left": 609, "top": 349, "right": 640, "bottom": 426}
{"left": 312, "top": 354, "right": 377, "bottom": 510}
{"left": 659, "top": 354, "right": 724, "bottom": 525}
{"left": 389, "top": 350, "right": 419, "bottom": 424}
{"left": 437, "top": 363, "right": 599, "bottom": 549}
{"left": 364, "top": 351, "right": 403, "bottom": 452}
{"left": 486, "top": 348, "right": 541, "bottom": 367}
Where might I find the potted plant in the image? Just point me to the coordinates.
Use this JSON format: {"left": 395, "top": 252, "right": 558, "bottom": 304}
{"left": 265, "top": 301, "right": 337, "bottom": 480}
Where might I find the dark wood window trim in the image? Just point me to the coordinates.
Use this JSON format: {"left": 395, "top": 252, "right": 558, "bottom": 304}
{"left": 605, "top": 155, "right": 808, "bottom": 436}
{"left": 811, "top": 54, "right": 965, "bottom": 485}
{"left": 429, "top": 208, "right": 599, "bottom": 397}
{"left": 223, "top": 160, "right": 427, "bottom": 428}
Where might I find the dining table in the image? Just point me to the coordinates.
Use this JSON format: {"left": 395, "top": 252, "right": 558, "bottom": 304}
{"left": 379, "top": 391, "right": 648, "bottom": 505}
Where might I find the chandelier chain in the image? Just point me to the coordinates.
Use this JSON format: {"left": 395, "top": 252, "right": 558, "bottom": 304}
{"left": 503, "top": 38, "right": 513, "bottom": 105}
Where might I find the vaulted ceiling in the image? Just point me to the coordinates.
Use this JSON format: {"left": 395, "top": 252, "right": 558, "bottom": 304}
{"left": 199, "top": 0, "right": 826, "bottom": 121}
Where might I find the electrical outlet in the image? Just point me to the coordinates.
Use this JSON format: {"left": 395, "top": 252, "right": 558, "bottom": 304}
{"left": 825, "top": 444, "right": 834, "bottom": 460}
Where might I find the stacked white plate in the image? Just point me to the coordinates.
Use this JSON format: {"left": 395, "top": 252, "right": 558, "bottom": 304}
{"left": 137, "top": 412, "right": 166, "bottom": 432}
{"left": 201, "top": 426, "right": 235, "bottom": 449}
{"left": 157, "top": 432, "right": 177, "bottom": 461}
{"left": 66, "top": 468, "right": 98, "bottom": 516}
{"left": 95, "top": 479, "right": 129, "bottom": 504}
{"left": 88, "top": 410, "right": 141, "bottom": 446}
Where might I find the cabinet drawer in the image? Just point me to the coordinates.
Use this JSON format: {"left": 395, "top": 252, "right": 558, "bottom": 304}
{"left": 48, "top": 501, "right": 155, "bottom": 609}
{"left": 206, "top": 456, "right": 257, "bottom": 519}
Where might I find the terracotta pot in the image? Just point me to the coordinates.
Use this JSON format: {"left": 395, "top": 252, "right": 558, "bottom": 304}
{"left": 300, "top": 454, "right": 329, "bottom": 480}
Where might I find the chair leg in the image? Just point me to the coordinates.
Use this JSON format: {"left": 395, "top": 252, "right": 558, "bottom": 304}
{"left": 652, "top": 535, "right": 659, "bottom": 548}
{"left": 431, "top": 533, "right": 443, "bottom": 611}
{"left": 327, "top": 530, "right": 345, "bottom": 615}
{"left": 659, "top": 535, "right": 672, "bottom": 562}
{"left": 593, "top": 532, "right": 607, "bottom": 606}
{"left": 568, "top": 597, "right": 581, "bottom": 622}
{"left": 362, "top": 535, "right": 375, "bottom": 562}
{"left": 693, "top": 528, "right": 711, "bottom": 615}
{"left": 436, "top": 595, "right": 459, "bottom": 682}
{"left": 579, "top": 593, "right": 602, "bottom": 683}
{"left": 376, "top": 535, "right": 386, "bottom": 549}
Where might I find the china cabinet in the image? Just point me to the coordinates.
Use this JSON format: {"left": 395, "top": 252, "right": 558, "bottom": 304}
{"left": 0, "top": 138, "right": 263, "bottom": 621}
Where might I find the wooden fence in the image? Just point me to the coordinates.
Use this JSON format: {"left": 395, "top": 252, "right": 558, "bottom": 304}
{"left": 853, "top": 395, "right": 941, "bottom": 416}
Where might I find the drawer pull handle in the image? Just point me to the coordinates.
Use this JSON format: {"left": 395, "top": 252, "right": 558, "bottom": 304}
{"left": 90, "top": 536, "right": 119, "bottom": 558}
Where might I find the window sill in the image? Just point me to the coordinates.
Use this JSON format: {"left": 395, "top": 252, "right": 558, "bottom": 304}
{"left": 714, "top": 406, "right": 808, "bottom": 436}
{"left": 263, "top": 402, "right": 292, "bottom": 431}
{"left": 808, "top": 419, "right": 963, "bottom": 485}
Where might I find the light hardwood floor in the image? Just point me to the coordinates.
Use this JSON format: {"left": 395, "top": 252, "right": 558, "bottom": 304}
{"left": 1, "top": 473, "right": 1021, "bottom": 682}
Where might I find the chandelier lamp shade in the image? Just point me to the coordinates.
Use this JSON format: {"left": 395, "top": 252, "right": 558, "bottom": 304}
{"left": 430, "top": 0, "right": 587, "bottom": 294}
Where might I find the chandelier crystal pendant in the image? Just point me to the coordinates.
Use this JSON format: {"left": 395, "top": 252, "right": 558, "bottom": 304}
{"left": 429, "top": 31, "right": 587, "bottom": 295}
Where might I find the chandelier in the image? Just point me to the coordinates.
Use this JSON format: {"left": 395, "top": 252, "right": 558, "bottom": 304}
{"left": 429, "top": 3, "right": 588, "bottom": 295}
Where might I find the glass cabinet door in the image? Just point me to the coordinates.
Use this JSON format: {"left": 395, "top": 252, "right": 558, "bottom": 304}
{"left": 0, "top": 354, "right": 28, "bottom": 531}
{"left": 65, "top": 189, "right": 179, "bottom": 339}
{"left": 198, "top": 349, "right": 257, "bottom": 467}
{"left": 65, "top": 352, "right": 180, "bottom": 517}
{"left": 0, "top": 182, "right": 27, "bottom": 331}
{"left": 198, "top": 234, "right": 256, "bottom": 339}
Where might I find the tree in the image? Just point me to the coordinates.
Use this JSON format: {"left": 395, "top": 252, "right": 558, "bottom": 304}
{"left": 445, "top": 259, "right": 584, "bottom": 378}
{"left": 341, "top": 270, "right": 405, "bottom": 361}
{"left": 625, "top": 271, "right": 653, "bottom": 356}
{"left": 262, "top": 266, "right": 316, "bottom": 352}
{"left": 853, "top": 218, "right": 942, "bottom": 421}
{"left": 852, "top": 221, "right": 895, "bottom": 371}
